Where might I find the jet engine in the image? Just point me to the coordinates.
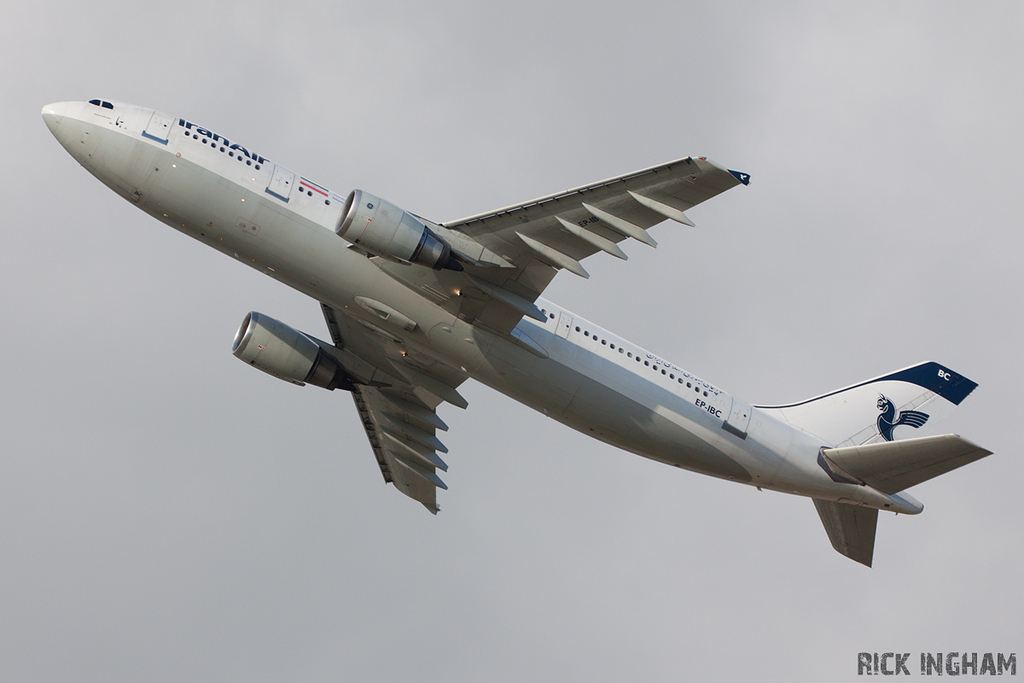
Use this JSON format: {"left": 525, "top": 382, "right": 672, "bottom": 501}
{"left": 337, "top": 190, "right": 461, "bottom": 270}
{"left": 232, "top": 312, "right": 354, "bottom": 391}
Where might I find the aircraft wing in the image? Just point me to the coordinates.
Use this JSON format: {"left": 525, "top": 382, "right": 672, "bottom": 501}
{"left": 373, "top": 157, "right": 748, "bottom": 334}
{"left": 350, "top": 385, "right": 449, "bottom": 513}
{"left": 321, "top": 303, "right": 468, "bottom": 512}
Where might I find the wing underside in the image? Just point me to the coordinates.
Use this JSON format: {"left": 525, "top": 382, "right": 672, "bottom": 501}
{"left": 443, "top": 156, "right": 747, "bottom": 333}
{"left": 320, "top": 303, "right": 467, "bottom": 512}
{"left": 314, "top": 157, "right": 749, "bottom": 508}
{"left": 371, "top": 157, "right": 748, "bottom": 336}
{"left": 351, "top": 385, "right": 449, "bottom": 513}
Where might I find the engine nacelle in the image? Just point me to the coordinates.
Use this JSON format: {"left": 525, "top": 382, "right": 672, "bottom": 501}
{"left": 232, "top": 312, "right": 354, "bottom": 391}
{"left": 337, "top": 189, "right": 461, "bottom": 270}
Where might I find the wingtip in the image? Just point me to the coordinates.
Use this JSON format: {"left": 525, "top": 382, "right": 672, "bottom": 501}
{"left": 728, "top": 169, "right": 751, "bottom": 186}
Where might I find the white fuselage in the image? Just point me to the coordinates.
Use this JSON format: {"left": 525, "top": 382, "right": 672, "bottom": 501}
{"left": 42, "top": 100, "right": 920, "bottom": 514}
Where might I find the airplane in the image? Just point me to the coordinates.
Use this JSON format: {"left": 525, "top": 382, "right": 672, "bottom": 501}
{"left": 42, "top": 99, "right": 991, "bottom": 567}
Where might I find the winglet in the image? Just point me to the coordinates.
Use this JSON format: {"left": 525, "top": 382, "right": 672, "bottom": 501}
{"left": 729, "top": 169, "right": 751, "bottom": 186}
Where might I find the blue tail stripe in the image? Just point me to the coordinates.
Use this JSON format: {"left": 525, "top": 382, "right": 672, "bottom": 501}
{"left": 878, "top": 363, "right": 977, "bottom": 406}
{"left": 759, "top": 361, "right": 977, "bottom": 409}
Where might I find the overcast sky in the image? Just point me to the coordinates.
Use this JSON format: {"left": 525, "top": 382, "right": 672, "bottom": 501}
{"left": 3, "top": 2, "right": 1021, "bottom": 680}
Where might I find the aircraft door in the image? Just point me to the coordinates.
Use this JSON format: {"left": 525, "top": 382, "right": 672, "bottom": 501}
{"left": 266, "top": 164, "right": 295, "bottom": 202}
{"left": 142, "top": 110, "right": 175, "bottom": 144}
{"left": 723, "top": 398, "right": 751, "bottom": 439}
{"left": 556, "top": 311, "right": 572, "bottom": 339}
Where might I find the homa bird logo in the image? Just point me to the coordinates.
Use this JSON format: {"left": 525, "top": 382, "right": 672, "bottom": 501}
{"left": 876, "top": 395, "right": 929, "bottom": 441}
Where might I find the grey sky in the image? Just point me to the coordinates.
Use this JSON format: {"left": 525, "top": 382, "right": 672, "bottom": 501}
{"left": 3, "top": 1, "right": 1021, "bottom": 680}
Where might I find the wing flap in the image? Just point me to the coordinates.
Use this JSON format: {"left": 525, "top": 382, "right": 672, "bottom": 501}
{"left": 516, "top": 231, "right": 590, "bottom": 279}
{"left": 352, "top": 385, "right": 450, "bottom": 513}
{"left": 388, "top": 360, "right": 470, "bottom": 409}
{"left": 361, "top": 158, "right": 746, "bottom": 337}
{"left": 432, "top": 156, "right": 747, "bottom": 334}
{"left": 582, "top": 202, "right": 658, "bottom": 247}
{"left": 444, "top": 156, "right": 738, "bottom": 236}
{"left": 627, "top": 190, "right": 696, "bottom": 226}
{"left": 322, "top": 303, "right": 468, "bottom": 513}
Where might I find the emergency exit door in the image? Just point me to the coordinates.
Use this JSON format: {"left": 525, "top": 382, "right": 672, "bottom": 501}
{"left": 265, "top": 164, "right": 295, "bottom": 202}
{"left": 556, "top": 311, "right": 572, "bottom": 339}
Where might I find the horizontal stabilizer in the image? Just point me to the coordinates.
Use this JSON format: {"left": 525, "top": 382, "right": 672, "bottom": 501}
{"left": 813, "top": 499, "right": 878, "bottom": 567}
{"left": 822, "top": 433, "right": 991, "bottom": 495}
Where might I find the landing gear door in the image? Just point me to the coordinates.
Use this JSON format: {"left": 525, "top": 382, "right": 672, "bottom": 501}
{"left": 266, "top": 164, "right": 295, "bottom": 202}
{"left": 723, "top": 398, "right": 752, "bottom": 440}
{"left": 142, "top": 110, "right": 175, "bottom": 144}
{"left": 556, "top": 311, "right": 572, "bottom": 339}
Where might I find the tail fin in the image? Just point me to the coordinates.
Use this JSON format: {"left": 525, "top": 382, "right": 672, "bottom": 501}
{"left": 790, "top": 364, "right": 990, "bottom": 567}
{"left": 815, "top": 433, "right": 992, "bottom": 566}
{"left": 758, "top": 361, "right": 978, "bottom": 447}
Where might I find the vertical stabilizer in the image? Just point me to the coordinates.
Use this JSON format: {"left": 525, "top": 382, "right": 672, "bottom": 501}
{"left": 758, "top": 362, "right": 977, "bottom": 447}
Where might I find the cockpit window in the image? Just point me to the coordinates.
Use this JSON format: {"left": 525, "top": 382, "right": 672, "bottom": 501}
{"left": 88, "top": 99, "right": 114, "bottom": 109}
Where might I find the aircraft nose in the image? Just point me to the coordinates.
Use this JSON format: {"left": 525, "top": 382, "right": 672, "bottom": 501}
{"left": 41, "top": 101, "right": 69, "bottom": 134}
